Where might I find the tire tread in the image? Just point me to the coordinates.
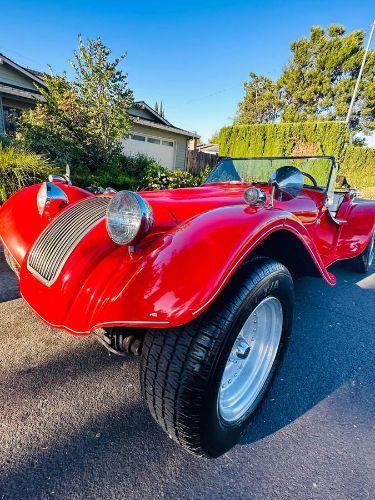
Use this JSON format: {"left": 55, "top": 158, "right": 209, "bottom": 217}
{"left": 140, "top": 257, "right": 291, "bottom": 457}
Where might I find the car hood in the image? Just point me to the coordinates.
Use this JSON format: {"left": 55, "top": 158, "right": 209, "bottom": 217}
{"left": 141, "top": 183, "right": 252, "bottom": 223}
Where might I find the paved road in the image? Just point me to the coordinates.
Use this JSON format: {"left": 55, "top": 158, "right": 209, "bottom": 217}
{"left": 0, "top": 251, "right": 374, "bottom": 499}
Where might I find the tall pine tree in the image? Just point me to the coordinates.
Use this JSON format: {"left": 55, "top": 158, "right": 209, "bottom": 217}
{"left": 235, "top": 24, "right": 375, "bottom": 135}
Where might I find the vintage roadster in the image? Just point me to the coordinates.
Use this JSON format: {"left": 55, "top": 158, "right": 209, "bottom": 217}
{"left": 0, "top": 156, "right": 374, "bottom": 457}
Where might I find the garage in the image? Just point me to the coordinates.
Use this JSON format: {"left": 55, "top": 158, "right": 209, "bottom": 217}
{"left": 120, "top": 101, "right": 199, "bottom": 170}
{"left": 122, "top": 132, "right": 176, "bottom": 169}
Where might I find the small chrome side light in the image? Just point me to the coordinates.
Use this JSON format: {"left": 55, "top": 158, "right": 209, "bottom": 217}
{"left": 244, "top": 187, "right": 266, "bottom": 206}
{"left": 37, "top": 181, "right": 68, "bottom": 216}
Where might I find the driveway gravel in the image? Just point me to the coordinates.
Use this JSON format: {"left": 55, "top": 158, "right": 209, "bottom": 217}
{"left": 0, "top": 249, "right": 374, "bottom": 499}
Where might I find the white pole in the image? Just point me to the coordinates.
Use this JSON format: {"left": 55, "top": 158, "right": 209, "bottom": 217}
{"left": 346, "top": 20, "right": 375, "bottom": 125}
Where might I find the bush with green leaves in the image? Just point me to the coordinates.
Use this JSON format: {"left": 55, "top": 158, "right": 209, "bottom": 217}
{"left": 0, "top": 144, "right": 52, "bottom": 203}
{"left": 83, "top": 155, "right": 210, "bottom": 191}
{"left": 140, "top": 162, "right": 201, "bottom": 190}
{"left": 72, "top": 154, "right": 160, "bottom": 191}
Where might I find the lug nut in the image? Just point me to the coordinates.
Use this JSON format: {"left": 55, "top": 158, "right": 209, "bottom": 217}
{"left": 236, "top": 340, "right": 251, "bottom": 359}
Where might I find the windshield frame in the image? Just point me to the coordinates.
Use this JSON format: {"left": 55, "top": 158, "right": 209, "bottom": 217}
{"left": 203, "top": 155, "right": 338, "bottom": 203}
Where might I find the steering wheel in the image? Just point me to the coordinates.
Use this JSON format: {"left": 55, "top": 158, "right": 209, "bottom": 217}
{"left": 301, "top": 171, "right": 318, "bottom": 188}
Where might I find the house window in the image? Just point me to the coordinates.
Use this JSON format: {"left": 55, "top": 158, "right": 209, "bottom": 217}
{"left": 162, "top": 140, "right": 174, "bottom": 147}
{"left": 131, "top": 134, "right": 146, "bottom": 141}
{"left": 147, "top": 137, "right": 160, "bottom": 144}
{"left": 3, "top": 106, "right": 22, "bottom": 135}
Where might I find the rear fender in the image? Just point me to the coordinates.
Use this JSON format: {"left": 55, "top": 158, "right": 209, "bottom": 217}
{"left": 336, "top": 200, "right": 375, "bottom": 259}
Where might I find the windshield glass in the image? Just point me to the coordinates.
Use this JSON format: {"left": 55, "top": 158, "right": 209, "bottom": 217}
{"left": 204, "top": 157, "right": 334, "bottom": 190}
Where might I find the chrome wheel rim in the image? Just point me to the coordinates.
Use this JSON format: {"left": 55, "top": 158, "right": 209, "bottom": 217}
{"left": 368, "top": 233, "right": 374, "bottom": 267}
{"left": 218, "top": 296, "right": 283, "bottom": 423}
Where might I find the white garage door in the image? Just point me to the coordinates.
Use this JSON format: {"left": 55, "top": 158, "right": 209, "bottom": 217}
{"left": 121, "top": 133, "right": 176, "bottom": 169}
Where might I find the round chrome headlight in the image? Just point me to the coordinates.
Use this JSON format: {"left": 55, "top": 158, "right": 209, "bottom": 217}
{"left": 106, "top": 191, "right": 153, "bottom": 245}
{"left": 244, "top": 187, "right": 266, "bottom": 206}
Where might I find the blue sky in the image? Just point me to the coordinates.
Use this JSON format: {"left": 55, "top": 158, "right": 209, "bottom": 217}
{"left": 1, "top": 0, "right": 374, "bottom": 143}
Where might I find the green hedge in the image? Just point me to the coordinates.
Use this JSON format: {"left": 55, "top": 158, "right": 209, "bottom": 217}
{"left": 216, "top": 122, "right": 350, "bottom": 159}
{"left": 215, "top": 121, "right": 375, "bottom": 189}
{"left": 339, "top": 146, "right": 375, "bottom": 188}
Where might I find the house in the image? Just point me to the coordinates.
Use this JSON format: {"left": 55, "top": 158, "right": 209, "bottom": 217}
{"left": 0, "top": 53, "right": 199, "bottom": 169}
{"left": 125, "top": 102, "right": 199, "bottom": 169}
{"left": 0, "top": 53, "right": 45, "bottom": 134}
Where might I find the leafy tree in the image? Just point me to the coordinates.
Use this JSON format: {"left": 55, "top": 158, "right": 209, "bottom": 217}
{"left": 235, "top": 25, "right": 375, "bottom": 135}
{"left": 18, "top": 36, "right": 134, "bottom": 172}
{"left": 154, "top": 101, "right": 159, "bottom": 114}
{"left": 235, "top": 72, "right": 280, "bottom": 124}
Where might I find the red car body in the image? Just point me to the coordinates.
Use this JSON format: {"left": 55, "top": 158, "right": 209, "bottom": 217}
{"left": 1, "top": 156, "right": 374, "bottom": 335}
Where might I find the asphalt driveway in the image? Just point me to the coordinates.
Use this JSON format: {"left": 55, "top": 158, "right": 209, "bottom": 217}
{"left": 0, "top": 249, "right": 374, "bottom": 499}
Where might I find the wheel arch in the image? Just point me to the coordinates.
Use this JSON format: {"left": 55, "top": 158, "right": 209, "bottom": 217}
{"left": 250, "top": 228, "right": 325, "bottom": 279}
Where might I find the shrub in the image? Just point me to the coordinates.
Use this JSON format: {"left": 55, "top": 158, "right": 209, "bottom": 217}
{"left": 140, "top": 162, "right": 199, "bottom": 190}
{"left": 74, "top": 155, "right": 204, "bottom": 192}
{"left": 0, "top": 134, "right": 13, "bottom": 148}
{"left": 72, "top": 154, "right": 162, "bottom": 191}
{"left": 0, "top": 145, "right": 52, "bottom": 203}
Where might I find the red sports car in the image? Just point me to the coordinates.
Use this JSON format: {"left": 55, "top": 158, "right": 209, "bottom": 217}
{"left": 1, "top": 156, "right": 374, "bottom": 457}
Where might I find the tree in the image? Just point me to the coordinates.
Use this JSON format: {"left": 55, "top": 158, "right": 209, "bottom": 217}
{"left": 235, "top": 25, "right": 375, "bottom": 135}
{"left": 154, "top": 100, "right": 165, "bottom": 118}
{"left": 18, "top": 36, "right": 134, "bottom": 172}
{"left": 235, "top": 72, "right": 280, "bottom": 124}
{"left": 279, "top": 25, "right": 374, "bottom": 133}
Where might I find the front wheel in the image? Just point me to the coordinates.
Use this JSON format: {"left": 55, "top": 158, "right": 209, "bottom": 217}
{"left": 140, "top": 257, "right": 294, "bottom": 458}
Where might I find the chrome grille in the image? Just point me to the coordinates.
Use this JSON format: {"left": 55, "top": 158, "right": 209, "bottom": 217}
{"left": 27, "top": 197, "right": 110, "bottom": 285}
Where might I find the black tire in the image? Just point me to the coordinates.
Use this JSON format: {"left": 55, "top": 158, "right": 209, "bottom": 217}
{"left": 345, "top": 231, "right": 374, "bottom": 274}
{"left": 140, "top": 257, "right": 294, "bottom": 458}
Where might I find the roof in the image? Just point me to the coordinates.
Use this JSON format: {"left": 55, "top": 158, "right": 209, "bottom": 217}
{"left": 0, "top": 53, "right": 46, "bottom": 88}
{"left": 23, "top": 67, "right": 46, "bottom": 79}
{"left": 133, "top": 116, "right": 200, "bottom": 139}
{"left": 132, "top": 101, "right": 174, "bottom": 126}
{"left": 0, "top": 83, "right": 45, "bottom": 101}
{"left": 131, "top": 101, "right": 200, "bottom": 139}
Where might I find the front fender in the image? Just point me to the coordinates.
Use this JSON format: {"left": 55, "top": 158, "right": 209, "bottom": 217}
{"left": 88, "top": 205, "right": 335, "bottom": 333}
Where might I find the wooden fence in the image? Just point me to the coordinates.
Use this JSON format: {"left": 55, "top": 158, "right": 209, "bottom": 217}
{"left": 187, "top": 150, "right": 218, "bottom": 176}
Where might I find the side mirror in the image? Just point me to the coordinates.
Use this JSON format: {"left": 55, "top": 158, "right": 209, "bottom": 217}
{"left": 269, "top": 166, "right": 304, "bottom": 203}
